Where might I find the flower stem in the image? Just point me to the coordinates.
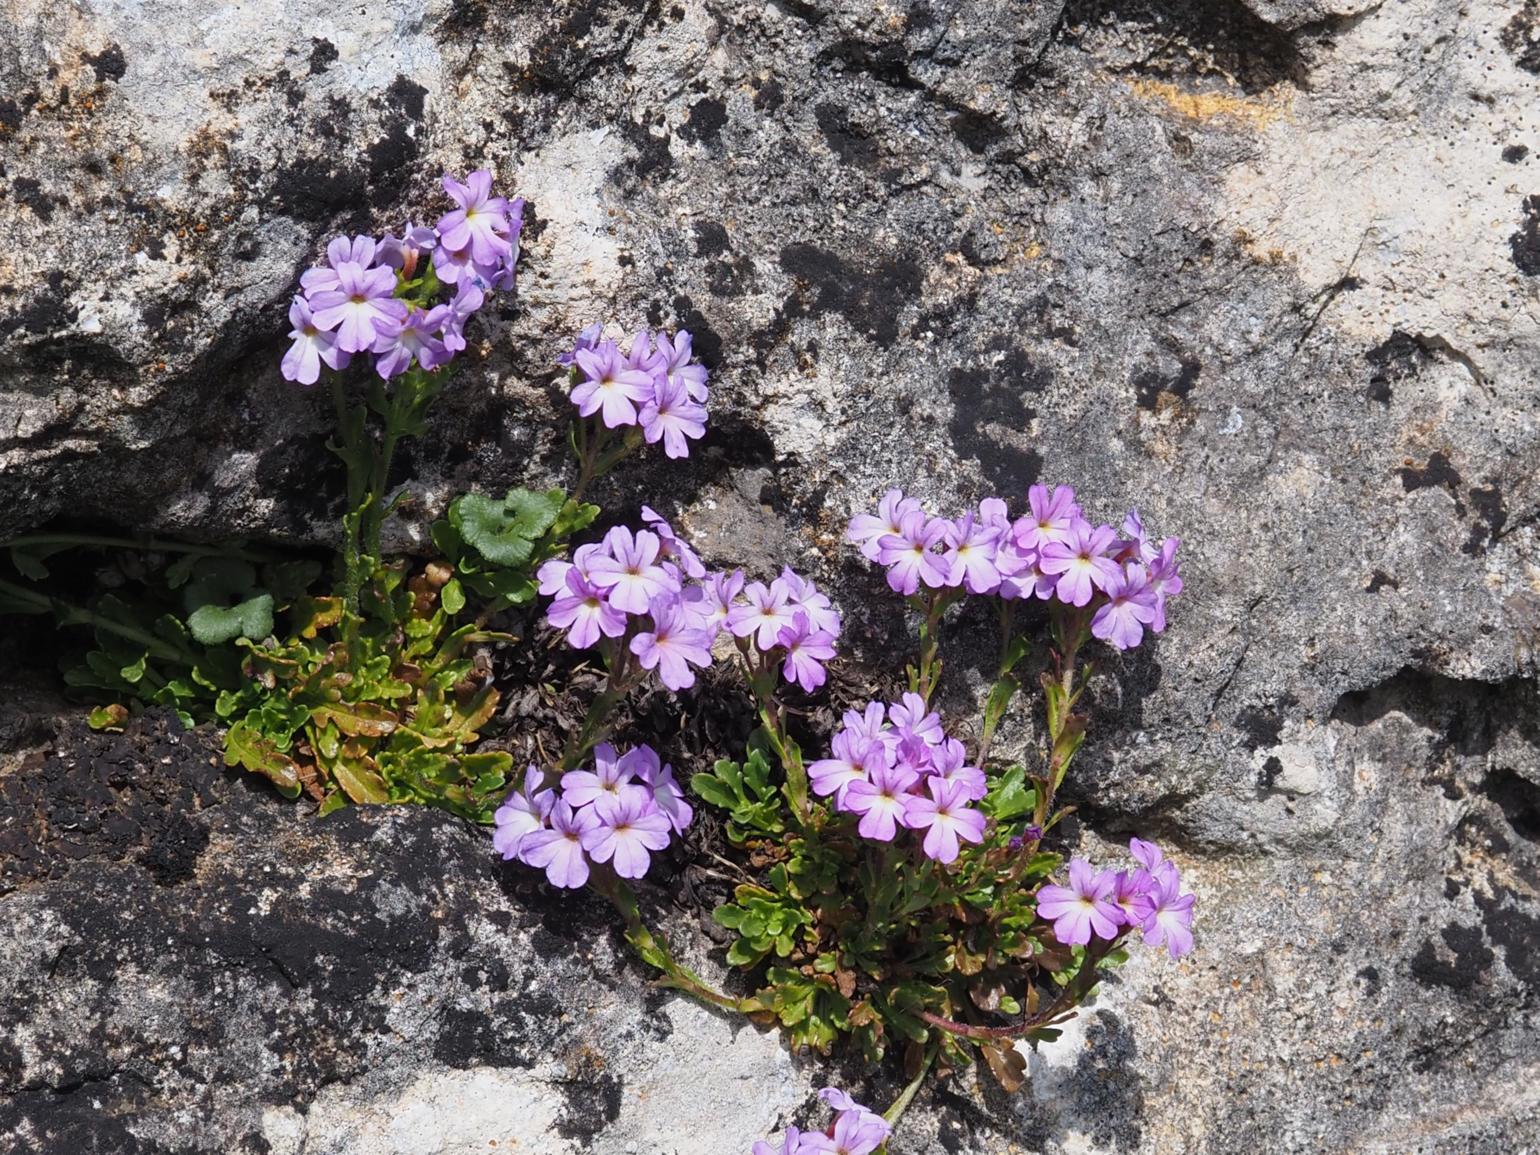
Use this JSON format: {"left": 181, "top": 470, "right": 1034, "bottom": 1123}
{"left": 596, "top": 874, "right": 748, "bottom": 1014}
{"left": 883, "top": 1041, "right": 938, "bottom": 1128}
{"left": 560, "top": 642, "right": 635, "bottom": 771}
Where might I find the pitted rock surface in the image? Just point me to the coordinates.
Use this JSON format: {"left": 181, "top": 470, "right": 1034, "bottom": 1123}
{"left": 3, "top": 0, "right": 1540, "bottom": 1151}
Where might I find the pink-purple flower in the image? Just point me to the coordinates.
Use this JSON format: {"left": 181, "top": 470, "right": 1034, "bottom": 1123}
{"left": 630, "top": 594, "right": 714, "bottom": 690}
{"left": 507, "top": 743, "right": 692, "bottom": 888}
{"left": 903, "top": 776, "right": 987, "bottom": 864}
{"left": 1035, "top": 858, "right": 1123, "bottom": 946}
{"left": 280, "top": 295, "right": 351, "bottom": 385}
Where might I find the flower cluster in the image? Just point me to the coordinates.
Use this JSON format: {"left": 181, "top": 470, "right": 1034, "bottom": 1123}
{"left": 562, "top": 326, "right": 710, "bottom": 458}
{"left": 751, "top": 1088, "right": 890, "bottom": 1155}
{"left": 538, "top": 509, "right": 841, "bottom": 694}
{"left": 808, "top": 693, "right": 986, "bottom": 864}
{"left": 492, "top": 745, "right": 693, "bottom": 888}
{"left": 1036, "top": 838, "right": 1196, "bottom": 958}
{"left": 847, "top": 484, "right": 1184, "bottom": 651}
{"left": 282, "top": 170, "right": 523, "bottom": 385}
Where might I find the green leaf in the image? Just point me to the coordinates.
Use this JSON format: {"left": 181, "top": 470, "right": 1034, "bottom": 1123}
{"left": 440, "top": 578, "right": 466, "bottom": 615}
{"left": 332, "top": 757, "right": 390, "bottom": 804}
{"left": 187, "top": 594, "right": 274, "bottom": 645}
{"left": 88, "top": 703, "right": 129, "bottom": 730}
{"left": 223, "top": 719, "right": 302, "bottom": 799}
{"left": 450, "top": 489, "right": 563, "bottom": 568}
{"left": 119, "top": 652, "right": 149, "bottom": 684}
{"left": 984, "top": 764, "right": 1036, "bottom": 822}
{"left": 690, "top": 771, "right": 740, "bottom": 811}
{"left": 310, "top": 701, "right": 398, "bottom": 738}
{"left": 551, "top": 496, "right": 601, "bottom": 538}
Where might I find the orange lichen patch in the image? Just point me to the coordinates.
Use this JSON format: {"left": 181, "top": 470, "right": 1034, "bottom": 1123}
{"left": 1128, "top": 79, "right": 1292, "bottom": 130}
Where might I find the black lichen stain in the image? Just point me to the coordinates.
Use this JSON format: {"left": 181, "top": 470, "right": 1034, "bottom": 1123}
{"left": 308, "top": 39, "right": 339, "bottom": 75}
{"left": 679, "top": 96, "right": 727, "bottom": 146}
{"left": 945, "top": 349, "right": 1047, "bottom": 493}
{"left": 1133, "top": 357, "right": 1199, "bottom": 411}
{"left": 777, "top": 241, "right": 921, "bottom": 346}
{"left": 1365, "top": 570, "right": 1399, "bottom": 594}
{"left": 1503, "top": 144, "right": 1530, "bottom": 164}
{"left": 12, "top": 176, "right": 55, "bottom": 222}
{"left": 669, "top": 294, "right": 723, "bottom": 366}
{"left": 365, "top": 77, "right": 428, "bottom": 207}
{"left": 1462, "top": 482, "right": 1507, "bottom": 556}
{"left": 1409, "top": 924, "right": 1493, "bottom": 990}
{"left": 553, "top": 1050, "right": 623, "bottom": 1140}
{"left": 752, "top": 76, "right": 784, "bottom": 112}
{"left": 1502, "top": 1, "right": 1540, "bottom": 73}
{"left": 622, "top": 117, "right": 673, "bottom": 180}
{"left": 815, "top": 102, "right": 879, "bottom": 166}
{"left": 1236, "top": 701, "right": 1290, "bottom": 751}
{"left": 1511, "top": 195, "right": 1540, "bottom": 275}
{"left": 1397, "top": 451, "right": 1463, "bottom": 509}
{"left": 83, "top": 43, "right": 128, "bottom": 84}
{"left": 1365, "top": 329, "right": 1429, "bottom": 403}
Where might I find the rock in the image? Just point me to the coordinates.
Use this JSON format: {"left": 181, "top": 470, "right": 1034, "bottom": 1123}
{"left": 2, "top": 0, "right": 1540, "bottom": 1151}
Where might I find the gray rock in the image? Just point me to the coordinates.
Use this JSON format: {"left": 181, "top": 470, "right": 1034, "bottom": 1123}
{"left": 3, "top": 0, "right": 1540, "bottom": 1151}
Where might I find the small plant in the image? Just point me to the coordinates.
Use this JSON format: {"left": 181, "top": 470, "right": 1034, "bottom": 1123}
{"left": 496, "top": 457, "right": 1195, "bottom": 1130}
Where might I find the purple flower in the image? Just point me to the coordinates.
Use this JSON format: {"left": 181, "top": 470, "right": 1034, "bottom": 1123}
{"left": 727, "top": 580, "right": 798, "bottom": 651}
{"left": 777, "top": 612, "right": 837, "bottom": 693}
{"left": 641, "top": 506, "right": 707, "bottom": 580}
{"left": 440, "top": 280, "right": 485, "bottom": 355}
{"left": 587, "top": 528, "right": 675, "bottom": 615}
{"left": 1147, "top": 537, "right": 1183, "bottom": 632}
{"left": 1129, "top": 837, "right": 1167, "bottom": 875}
{"left": 841, "top": 702, "right": 888, "bottom": 748}
{"left": 371, "top": 305, "right": 451, "bottom": 379}
{"left": 281, "top": 295, "right": 351, "bottom": 385}
{"left": 1109, "top": 868, "right": 1153, "bottom": 927}
{"left": 929, "top": 737, "right": 987, "bottom": 801}
{"left": 876, "top": 509, "right": 949, "bottom": 595}
{"left": 436, "top": 170, "right": 515, "bottom": 267}
{"left": 800, "top": 1100, "right": 892, "bottom": 1155}
{"left": 942, "top": 512, "right": 1002, "bottom": 594}
{"left": 557, "top": 322, "right": 605, "bottom": 368}
{"left": 656, "top": 329, "right": 709, "bottom": 402}
{"left": 777, "top": 567, "right": 842, "bottom": 636}
{"left": 842, "top": 762, "right": 919, "bottom": 841}
{"left": 547, "top": 570, "right": 627, "bottom": 649}
{"left": 1014, "top": 484, "right": 1083, "bottom": 551}
{"left": 299, "top": 234, "right": 379, "bottom": 296}
{"left": 639, "top": 375, "right": 708, "bottom": 459}
{"left": 690, "top": 568, "right": 744, "bottom": 635}
{"left": 751, "top": 1127, "right": 802, "bottom": 1155}
{"left": 808, "top": 731, "right": 879, "bottom": 805}
{"left": 1036, "top": 859, "right": 1122, "bottom": 946}
{"left": 630, "top": 594, "right": 715, "bottom": 691}
{"left": 581, "top": 791, "right": 673, "bottom": 879}
{"left": 561, "top": 743, "right": 647, "bottom": 810}
{"left": 1132, "top": 866, "right": 1195, "bottom": 958}
{"left": 847, "top": 488, "right": 923, "bottom": 563}
{"left": 1091, "top": 563, "right": 1159, "bottom": 651}
{"left": 571, "top": 339, "right": 656, "bottom": 428}
{"left": 888, "top": 692, "right": 943, "bottom": 749}
{"left": 1039, "top": 521, "right": 1122, "bottom": 608}
{"left": 492, "top": 765, "right": 555, "bottom": 860}
{"left": 626, "top": 745, "right": 694, "bottom": 835}
{"left": 376, "top": 221, "right": 437, "bottom": 274}
{"left": 1120, "top": 509, "right": 1158, "bottom": 565}
{"left": 307, "top": 261, "right": 409, "bottom": 354}
{"left": 904, "top": 777, "right": 986, "bottom": 864}
{"left": 518, "top": 800, "right": 599, "bottom": 888}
